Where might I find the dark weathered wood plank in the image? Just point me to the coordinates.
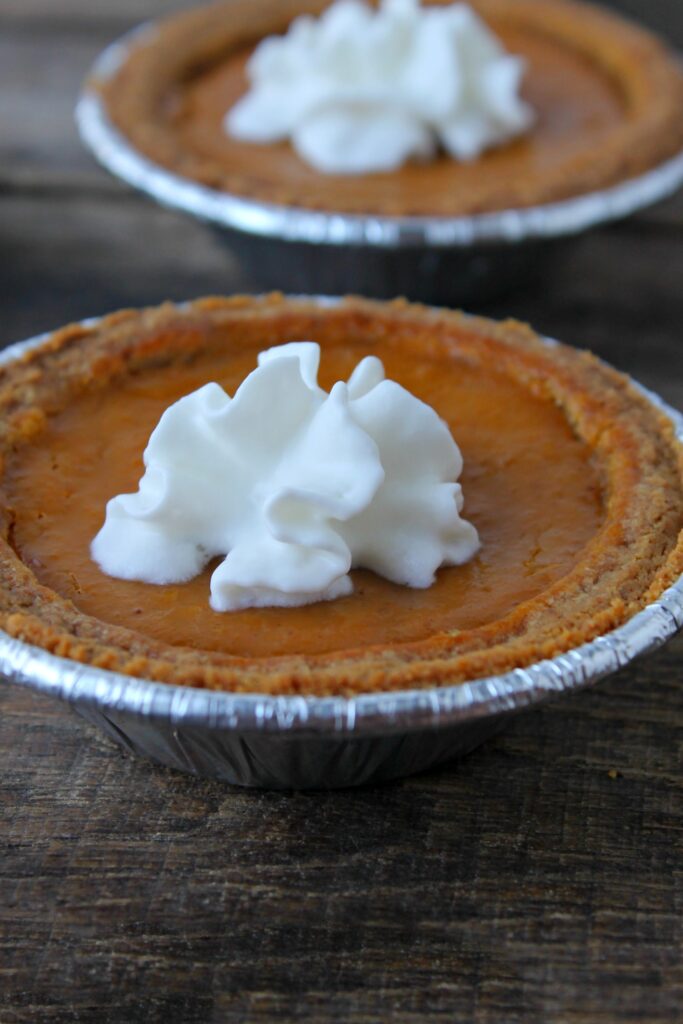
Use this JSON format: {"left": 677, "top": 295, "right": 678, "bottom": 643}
{"left": 0, "top": 0, "right": 681, "bottom": 41}
{"left": 3, "top": 189, "right": 683, "bottom": 408}
{"left": 0, "top": 31, "right": 122, "bottom": 189}
{"left": 1, "top": 633, "right": 682, "bottom": 1024}
{"left": 0, "top": 191, "right": 245, "bottom": 346}
{"left": 0, "top": 0, "right": 197, "bottom": 28}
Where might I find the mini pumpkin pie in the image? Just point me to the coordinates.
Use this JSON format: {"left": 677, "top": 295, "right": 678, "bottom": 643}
{"left": 0, "top": 295, "right": 681, "bottom": 696}
{"left": 96, "top": 0, "right": 683, "bottom": 215}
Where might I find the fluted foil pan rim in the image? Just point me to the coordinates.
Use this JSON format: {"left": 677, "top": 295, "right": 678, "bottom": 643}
{"left": 2, "top": 310, "right": 683, "bottom": 737}
{"left": 75, "top": 23, "right": 683, "bottom": 249}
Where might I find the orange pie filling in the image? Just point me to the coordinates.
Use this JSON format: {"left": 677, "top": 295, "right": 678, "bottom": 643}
{"left": 0, "top": 297, "right": 681, "bottom": 695}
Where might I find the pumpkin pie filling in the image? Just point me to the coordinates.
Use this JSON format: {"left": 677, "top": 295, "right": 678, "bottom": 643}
{"left": 174, "top": 24, "right": 624, "bottom": 209}
{"left": 99, "top": 0, "right": 683, "bottom": 215}
{"left": 0, "top": 296, "right": 681, "bottom": 694}
{"left": 5, "top": 336, "right": 601, "bottom": 658}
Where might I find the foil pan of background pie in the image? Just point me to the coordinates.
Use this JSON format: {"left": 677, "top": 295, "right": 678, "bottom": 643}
{"left": 2, "top": 322, "right": 683, "bottom": 790}
{"left": 76, "top": 26, "right": 683, "bottom": 306}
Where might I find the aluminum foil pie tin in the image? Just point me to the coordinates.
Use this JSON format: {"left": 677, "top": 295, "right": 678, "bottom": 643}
{"left": 2, "top": 317, "right": 683, "bottom": 789}
{"left": 76, "top": 25, "right": 683, "bottom": 305}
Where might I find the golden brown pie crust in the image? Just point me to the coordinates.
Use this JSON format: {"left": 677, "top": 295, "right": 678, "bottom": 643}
{"left": 96, "top": 0, "right": 683, "bottom": 216}
{"left": 0, "top": 295, "right": 681, "bottom": 696}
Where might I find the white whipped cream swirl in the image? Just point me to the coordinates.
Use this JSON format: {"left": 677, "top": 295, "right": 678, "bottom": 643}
{"left": 226, "top": 0, "right": 534, "bottom": 175}
{"left": 92, "top": 342, "right": 480, "bottom": 611}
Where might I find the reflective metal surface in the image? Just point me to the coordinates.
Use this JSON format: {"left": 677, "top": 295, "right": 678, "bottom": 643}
{"left": 2, "top": 319, "right": 683, "bottom": 788}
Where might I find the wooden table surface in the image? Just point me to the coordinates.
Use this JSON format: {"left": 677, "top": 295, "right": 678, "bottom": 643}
{"left": 1, "top": 2, "right": 683, "bottom": 1021}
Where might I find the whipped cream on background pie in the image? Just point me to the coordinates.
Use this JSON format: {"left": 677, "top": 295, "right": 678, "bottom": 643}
{"left": 226, "top": 0, "right": 534, "bottom": 173}
{"left": 97, "top": 0, "right": 683, "bottom": 215}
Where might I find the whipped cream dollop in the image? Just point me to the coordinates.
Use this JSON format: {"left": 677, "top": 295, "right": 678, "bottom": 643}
{"left": 226, "top": 0, "right": 534, "bottom": 174}
{"left": 91, "top": 342, "right": 480, "bottom": 611}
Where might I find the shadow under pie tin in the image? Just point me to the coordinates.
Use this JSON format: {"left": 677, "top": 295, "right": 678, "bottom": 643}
{"left": 76, "top": 24, "right": 683, "bottom": 305}
{"left": 1, "top": 311, "right": 683, "bottom": 789}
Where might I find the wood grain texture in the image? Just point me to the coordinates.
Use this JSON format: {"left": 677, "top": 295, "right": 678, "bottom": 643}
{"left": 1, "top": 1, "right": 683, "bottom": 1021}
{"left": 2, "top": 638, "right": 682, "bottom": 1024}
